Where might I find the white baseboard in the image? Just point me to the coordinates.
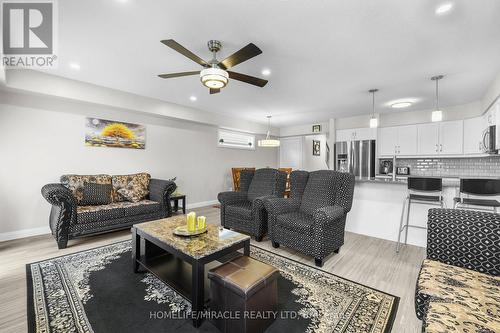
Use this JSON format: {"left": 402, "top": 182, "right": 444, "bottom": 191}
{"left": 0, "top": 200, "right": 220, "bottom": 242}
{"left": 187, "top": 199, "right": 219, "bottom": 209}
{"left": 0, "top": 226, "right": 51, "bottom": 242}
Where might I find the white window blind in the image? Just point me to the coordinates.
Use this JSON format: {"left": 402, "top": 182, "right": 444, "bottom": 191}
{"left": 217, "top": 129, "right": 255, "bottom": 150}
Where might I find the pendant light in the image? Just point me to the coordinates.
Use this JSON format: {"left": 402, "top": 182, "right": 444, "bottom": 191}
{"left": 369, "top": 89, "right": 379, "bottom": 128}
{"left": 258, "top": 116, "right": 280, "bottom": 147}
{"left": 431, "top": 75, "right": 444, "bottom": 122}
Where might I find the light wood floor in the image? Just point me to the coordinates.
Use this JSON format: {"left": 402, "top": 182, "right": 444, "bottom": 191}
{"left": 0, "top": 206, "right": 425, "bottom": 333}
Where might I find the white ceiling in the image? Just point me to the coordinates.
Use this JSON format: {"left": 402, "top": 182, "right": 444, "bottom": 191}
{"left": 45, "top": 0, "right": 500, "bottom": 126}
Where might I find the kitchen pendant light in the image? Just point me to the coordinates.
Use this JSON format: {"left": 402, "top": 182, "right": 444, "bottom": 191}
{"left": 258, "top": 116, "right": 280, "bottom": 147}
{"left": 431, "top": 75, "right": 444, "bottom": 122}
{"left": 369, "top": 89, "right": 379, "bottom": 128}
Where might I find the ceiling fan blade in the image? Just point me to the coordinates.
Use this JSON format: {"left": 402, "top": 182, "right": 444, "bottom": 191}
{"left": 210, "top": 88, "right": 221, "bottom": 94}
{"left": 161, "top": 39, "right": 209, "bottom": 67}
{"left": 228, "top": 71, "right": 268, "bottom": 87}
{"left": 158, "top": 71, "right": 200, "bottom": 79}
{"left": 218, "top": 43, "right": 262, "bottom": 70}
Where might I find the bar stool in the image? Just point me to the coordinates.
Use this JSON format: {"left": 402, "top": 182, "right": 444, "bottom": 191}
{"left": 396, "top": 177, "right": 444, "bottom": 253}
{"left": 453, "top": 178, "right": 500, "bottom": 213}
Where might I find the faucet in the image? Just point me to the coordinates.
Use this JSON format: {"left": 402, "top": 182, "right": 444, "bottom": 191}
{"left": 392, "top": 155, "right": 397, "bottom": 182}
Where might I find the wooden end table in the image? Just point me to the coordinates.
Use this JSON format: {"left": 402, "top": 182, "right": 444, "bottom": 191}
{"left": 132, "top": 216, "right": 250, "bottom": 327}
{"left": 170, "top": 194, "right": 186, "bottom": 214}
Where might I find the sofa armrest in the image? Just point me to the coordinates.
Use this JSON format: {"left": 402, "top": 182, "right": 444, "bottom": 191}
{"left": 313, "top": 205, "right": 345, "bottom": 225}
{"left": 149, "top": 179, "right": 177, "bottom": 216}
{"left": 218, "top": 191, "right": 248, "bottom": 205}
{"left": 41, "top": 183, "right": 77, "bottom": 248}
{"left": 427, "top": 208, "right": 500, "bottom": 276}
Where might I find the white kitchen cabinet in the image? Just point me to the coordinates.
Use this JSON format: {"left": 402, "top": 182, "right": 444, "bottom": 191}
{"left": 417, "top": 120, "right": 463, "bottom": 155}
{"left": 439, "top": 120, "right": 463, "bottom": 154}
{"left": 378, "top": 127, "right": 398, "bottom": 155}
{"left": 336, "top": 127, "right": 376, "bottom": 142}
{"left": 463, "top": 117, "right": 484, "bottom": 154}
{"left": 417, "top": 123, "right": 440, "bottom": 155}
{"left": 336, "top": 129, "right": 352, "bottom": 142}
{"left": 397, "top": 125, "right": 418, "bottom": 155}
{"left": 378, "top": 125, "right": 417, "bottom": 156}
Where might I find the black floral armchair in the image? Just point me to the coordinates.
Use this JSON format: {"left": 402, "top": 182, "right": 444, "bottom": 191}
{"left": 264, "top": 170, "right": 355, "bottom": 267}
{"left": 218, "top": 168, "right": 286, "bottom": 241}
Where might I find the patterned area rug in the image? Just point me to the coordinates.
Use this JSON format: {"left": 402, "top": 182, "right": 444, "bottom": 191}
{"left": 27, "top": 241, "right": 399, "bottom": 333}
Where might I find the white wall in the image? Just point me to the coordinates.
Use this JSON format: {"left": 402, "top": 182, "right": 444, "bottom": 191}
{"left": 302, "top": 134, "right": 329, "bottom": 171}
{"left": 0, "top": 95, "right": 278, "bottom": 238}
{"left": 482, "top": 69, "right": 500, "bottom": 112}
{"left": 279, "top": 122, "right": 329, "bottom": 137}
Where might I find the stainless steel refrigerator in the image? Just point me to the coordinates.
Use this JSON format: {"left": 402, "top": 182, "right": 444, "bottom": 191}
{"left": 334, "top": 140, "right": 376, "bottom": 179}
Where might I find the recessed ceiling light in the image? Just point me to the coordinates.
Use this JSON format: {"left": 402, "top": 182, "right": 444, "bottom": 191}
{"left": 391, "top": 101, "right": 412, "bottom": 108}
{"left": 189, "top": 96, "right": 197, "bottom": 102}
{"left": 69, "top": 62, "right": 80, "bottom": 70}
{"left": 435, "top": 2, "right": 453, "bottom": 15}
{"left": 261, "top": 69, "right": 271, "bottom": 76}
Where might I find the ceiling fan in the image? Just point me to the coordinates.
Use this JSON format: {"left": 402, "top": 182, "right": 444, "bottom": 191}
{"left": 158, "top": 39, "right": 268, "bottom": 94}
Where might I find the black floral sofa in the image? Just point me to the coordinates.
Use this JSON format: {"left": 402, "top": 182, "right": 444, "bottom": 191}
{"left": 41, "top": 173, "right": 176, "bottom": 249}
{"left": 415, "top": 208, "right": 500, "bottom": 332}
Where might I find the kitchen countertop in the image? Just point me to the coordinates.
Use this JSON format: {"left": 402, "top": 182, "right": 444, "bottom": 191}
{"left": 355, "top": 175, "right": 500, "bottom": 187}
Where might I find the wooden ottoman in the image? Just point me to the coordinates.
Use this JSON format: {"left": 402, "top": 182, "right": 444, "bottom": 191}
{"left": 208, "top": 255, "right": 280, "bottom": 333}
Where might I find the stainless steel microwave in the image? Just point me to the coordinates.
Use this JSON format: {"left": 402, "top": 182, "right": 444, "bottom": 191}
{"left": 482, "top": 125, "right": 498, "bottom": 154}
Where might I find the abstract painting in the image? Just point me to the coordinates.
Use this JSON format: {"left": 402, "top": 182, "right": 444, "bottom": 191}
{"left": 85, "top": 118, "right": 145, "bottom": 149}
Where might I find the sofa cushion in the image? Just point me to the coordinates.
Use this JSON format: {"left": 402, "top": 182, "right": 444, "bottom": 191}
{"left": 61, "top": 174, "right": 112, "bottom": 205}
{"left": 117, "top": 178, "right": 149, "bottom": 203}
{"left": 276, "top": 211, "right": 314, "bottom": 234}
{"left": 112, "top": 173, "right": 151, "bottom": 202}
{"left": 423, "top": 301, "right": 500, "bottom": 333}
{"left": 122, "top": 200, "right": 160, "bottom": 216}
{"left": 80, "top": 183, "right": 113, "bottom": 205}
{"left": 415, "top": 259, "right": 500, "bottom": 320}
{"left": 77, "top": 200, "right": 159, "bottom": 224}
{"left": 226, "top": 201, "right": 253, "bottom": 220}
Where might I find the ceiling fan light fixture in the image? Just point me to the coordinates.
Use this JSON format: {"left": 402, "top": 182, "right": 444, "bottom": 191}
{"left": 200, "top": 68, "right": 229, "bottom": 89}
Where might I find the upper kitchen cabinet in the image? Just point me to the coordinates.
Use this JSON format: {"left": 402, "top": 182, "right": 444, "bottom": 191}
{"left": 397, "top": 125, "right": 418, "bottom": 155}
{"left": 417, "top": 120, "right": 463, "bottom": 155}
{"left": 417, "top": 123, "right": 440, "bottom": 155}
{"left": 336, "top": 127, "right": 376, "bottom": 142}
{"left": 439, "top": 120, "right": 464, "bottom": 154}
{"left": 463, "top": 117, "right": 484, "bottom": 154}
{"left": 378, "top": 125, "right": 417, "bottom": 156}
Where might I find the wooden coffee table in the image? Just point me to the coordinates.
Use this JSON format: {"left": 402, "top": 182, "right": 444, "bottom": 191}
{"left": 132, "top": 215, "right": 250, "bottom": 327}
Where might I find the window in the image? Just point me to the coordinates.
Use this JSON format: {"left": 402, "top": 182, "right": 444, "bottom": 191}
{"left": 217, "top": 129, "right": 255, "bottom": 150}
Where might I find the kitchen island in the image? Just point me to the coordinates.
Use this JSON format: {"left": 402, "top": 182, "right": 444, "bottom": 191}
{"left": 346, "top": 176, "right": 499, "bottom": 248}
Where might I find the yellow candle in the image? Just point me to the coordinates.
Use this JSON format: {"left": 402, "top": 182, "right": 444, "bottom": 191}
{"left": 187, "top": 212, "right": 196, "bottom": 232}
{"left": 197, "top": 216, "right": 206, "bottom": 230}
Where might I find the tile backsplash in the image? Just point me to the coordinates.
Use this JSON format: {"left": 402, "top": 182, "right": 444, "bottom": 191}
{"left": 396, "top": 156, "right": 500, "bottom": 178}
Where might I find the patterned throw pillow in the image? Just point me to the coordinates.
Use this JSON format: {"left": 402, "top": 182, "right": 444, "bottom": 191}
{"left": 111, "top": 173, "right": 151, "bottom": 202}
{"left": 80, "top": 182, "right": 113, "bottom": 206}
{"left": 117, "top": 178, "right": 149, "bottom": 203}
